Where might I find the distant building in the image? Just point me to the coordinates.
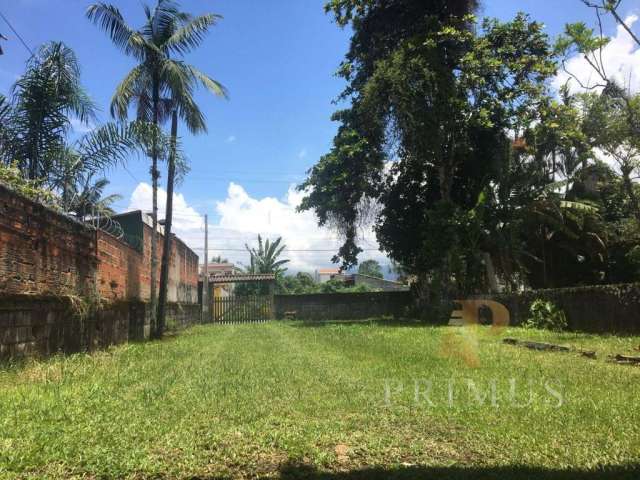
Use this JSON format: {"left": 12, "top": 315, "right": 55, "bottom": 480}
{"left": 199, "top": 262, "right": 244, "bottom": 301}
{"left": 200, "top": 262, "right": 242, "bottom": 277}
{"left": 315, "top": 267, "right": 340, "bottom": 283}
{"left": 333, "top": 273, "right": 410, "bottom": 292}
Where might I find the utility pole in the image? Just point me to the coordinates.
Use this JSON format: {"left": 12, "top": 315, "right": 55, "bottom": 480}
{"left": 203, "top": 214, "right": 209, "bottom": 323}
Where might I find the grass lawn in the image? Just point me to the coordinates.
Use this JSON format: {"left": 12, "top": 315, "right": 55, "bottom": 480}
{"left": 0, "top": 321, "right": 639, "bottom": 479}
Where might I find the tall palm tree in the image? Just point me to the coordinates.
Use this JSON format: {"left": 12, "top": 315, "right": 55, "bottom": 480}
{"left": 87, "top": 0, "right": 227, "bottom": 337}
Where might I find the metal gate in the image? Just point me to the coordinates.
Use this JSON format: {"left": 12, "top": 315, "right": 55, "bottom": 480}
{"left": 211, "top": 294, "right": 273, "bottom": 323}
{"left": 206, "top": 274, "right": 275, "bottom": 324}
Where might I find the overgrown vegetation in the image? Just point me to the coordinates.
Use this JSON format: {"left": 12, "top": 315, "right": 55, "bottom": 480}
{"left": 0, "top": 322, "right": 638, "bottom": 479}
{"left": 0, "top": 162, "right": 60, "bottom": 209}
{"left": 0, "top": 42, "right": 153, "bottom": 220}
{"left": 524, "top": 299, "right": 569, "bottom": 331}
{"left": 300, "top": 0, "right": 640, "bottom": 314}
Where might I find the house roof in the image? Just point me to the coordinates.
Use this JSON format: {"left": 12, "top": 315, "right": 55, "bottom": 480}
{"left": 317, "top": 268, "right": 340, "bottom": 274}
{"left": 208, "top": 273, "right": 276, "bottom": 284}
{"left": 205, "top": 263, "right": 237, "bottom": 270}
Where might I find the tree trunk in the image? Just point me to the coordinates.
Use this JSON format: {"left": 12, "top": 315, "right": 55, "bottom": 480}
{"left": 157, "top": 110, "right": 178, "bottom": 337}
{"left": 482, "top": 252, "right": 500, "bottom": 293}
{"left": 149, "top": 77, "right": 160, "bottom": 338}
{"left": 622, "top": 168, "right": 640, "bottom": 224}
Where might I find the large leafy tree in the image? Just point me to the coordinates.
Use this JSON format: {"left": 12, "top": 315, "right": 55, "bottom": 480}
{"left": 88, "top": 0, "right": 227, "bottom": 337}
{"left": 300, "top": 3, "right": 560, "bottom": 304}
{"left": 581, "top": 92, "right": 640, "bottom": 222}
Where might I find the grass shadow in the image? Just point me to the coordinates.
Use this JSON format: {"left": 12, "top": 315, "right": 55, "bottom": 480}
{"left": 274, "top": 463, "right": 640, "bottom": 480}
{"left": 196, "top": 463, "right": 640, "bottom": 480}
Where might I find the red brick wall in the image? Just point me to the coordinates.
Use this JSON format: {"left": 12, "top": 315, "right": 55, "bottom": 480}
{"left": 96, "top": 231, "right": 143, "bottom": 300}
{"left": 136, "top": 223, "right": 199, "bottom": 303}
{"left": 0, "top": 184, "right": 97, "bottom": 297}
{"left": 0, "top": 184, "right": 199, "bottom": 303}
{"left": 171, "top": 237, "right": 199, "bottom": 303}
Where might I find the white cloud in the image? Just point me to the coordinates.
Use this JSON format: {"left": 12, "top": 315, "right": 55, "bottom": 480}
{"left": 226, "top": 135, "right": 236, "bottom": 143}
{"left": 124, "top": 182, "right": 387, "bottom": 273}
{"left": 554, "top": 14, "right": 640, "bottom": 94}
{"left": 298, "top": 148, "right": 308, "bottom": 159}
{"left": 128, "top": 183, "right": 205, "bottom": 232}
{"left": 70, "top": 117, "right": 96, "bottom": 134}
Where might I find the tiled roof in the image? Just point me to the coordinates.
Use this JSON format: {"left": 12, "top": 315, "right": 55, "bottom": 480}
{"left": 208, "top": 273, "right": 276, "bottom": 283}
{"left": 317, "top": 268, "right": 340, "bottom": 274}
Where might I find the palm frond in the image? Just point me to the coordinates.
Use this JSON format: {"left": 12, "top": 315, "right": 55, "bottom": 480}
{"left": 187, "top": 65, "right": 228, "bottom": 99}
{"left": 559, "top": 200, "right": 598, "bottom": 213}
{"left": 111, "top": 65, "right": 145, "bottom": 120}
{"left": 149, "top": 0, "right": 185, "bottom": 44}
{"left": 160, "top": 60, "right": 207, "bottom": 133}
{"left": 163, "top": 13, "right": 221, "bottom": 56}
{"left": 76, "top": 122, "right": 140, "bottom": 171}
{"left": 86, "top": 3, "right": 147, "bottom": 61}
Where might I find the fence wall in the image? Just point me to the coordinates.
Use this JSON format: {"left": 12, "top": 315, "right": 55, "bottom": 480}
{"left": 0, "top": 184, "right": 98, "bottom": 297}
{"left": 485, "top": 283, "right": 640, "bottom": 334}
{"left": 0, "top": 294, "right": 201, "bottom": 359}
{"left": 275, "top": 284, "right": 640, "bottom": 334}
{"left": 274, "top": 291, "right": 413, "bottom": 321}
{"left": 0, "top": 184, "right": 201, "bottom": 359}
{"left": 0, "top": 184, "right": 199, "bottom": 304}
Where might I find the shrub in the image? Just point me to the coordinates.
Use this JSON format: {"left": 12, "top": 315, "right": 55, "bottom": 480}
{"left": 524, "top": 299, "right": 568, "bottom": 331}
{"left": 0, "top": 162, "right": 60, "bottom": 209}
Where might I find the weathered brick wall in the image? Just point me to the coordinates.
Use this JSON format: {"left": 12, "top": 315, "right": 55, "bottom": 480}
{"left": 274, "top": 291, "right": 413, "bottom": 321}
{"left": 0, "top": 184, "right": 97, "bottom": 297}
{"left": 136, "top": 223, "right": 199, "bottom": 303}
{"left": 0, "top": 184, "right": 202, "bottom": 359}
{"left": 0, "top": 184, "right": 198, "bottom": 303}
{"left": 168, "top": 237, "right": 198, "bottom": 303}
{"left": 97, "top": 231, "right": 143, "bottom": 300}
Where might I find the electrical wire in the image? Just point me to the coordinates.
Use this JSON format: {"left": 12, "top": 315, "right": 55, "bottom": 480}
{"left": 0, "top": 10, "right": 33, "bottom": 56}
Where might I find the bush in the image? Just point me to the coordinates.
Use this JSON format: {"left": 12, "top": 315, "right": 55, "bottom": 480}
{"left": 0, "top": 162, "right": 60, "bottom": 209}
{"left": 523, "top": 299, "right": 568, "bottom": 331}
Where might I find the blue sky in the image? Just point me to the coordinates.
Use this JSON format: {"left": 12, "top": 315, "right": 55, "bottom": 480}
{"left": 1, "top": 1, "right": 638, "bottom": 272}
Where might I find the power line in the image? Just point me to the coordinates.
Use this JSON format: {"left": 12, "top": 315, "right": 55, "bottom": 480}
{"left": 0, "top": 10, "right": 33, "bottom": 56}
{"left": 122, "top": 165, "right": 142, "bottom": 184}
{"left": 189, "top": 247, "right": 380, "bottom": 253}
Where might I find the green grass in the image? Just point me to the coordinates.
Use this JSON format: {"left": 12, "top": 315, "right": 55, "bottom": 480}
{"left": 0, "top": 321, "right": 639, "bottom": 479}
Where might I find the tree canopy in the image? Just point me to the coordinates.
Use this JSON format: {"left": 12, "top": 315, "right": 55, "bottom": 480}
{"left": 358, "top": 259, "right": 383, "bottom": 278}
{"left": 300, "top": 0, "right": 640, "bottom": 304}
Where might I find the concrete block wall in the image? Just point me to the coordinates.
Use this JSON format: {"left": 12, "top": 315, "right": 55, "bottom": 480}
{"left": 484, "top": 283, "right": 640, "bottom": 334}
{"left": 0, "top": 295, "right": 201, "bottom": 359}
{"left": 274, "top": 291, "right": 413, "bottom": 321}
